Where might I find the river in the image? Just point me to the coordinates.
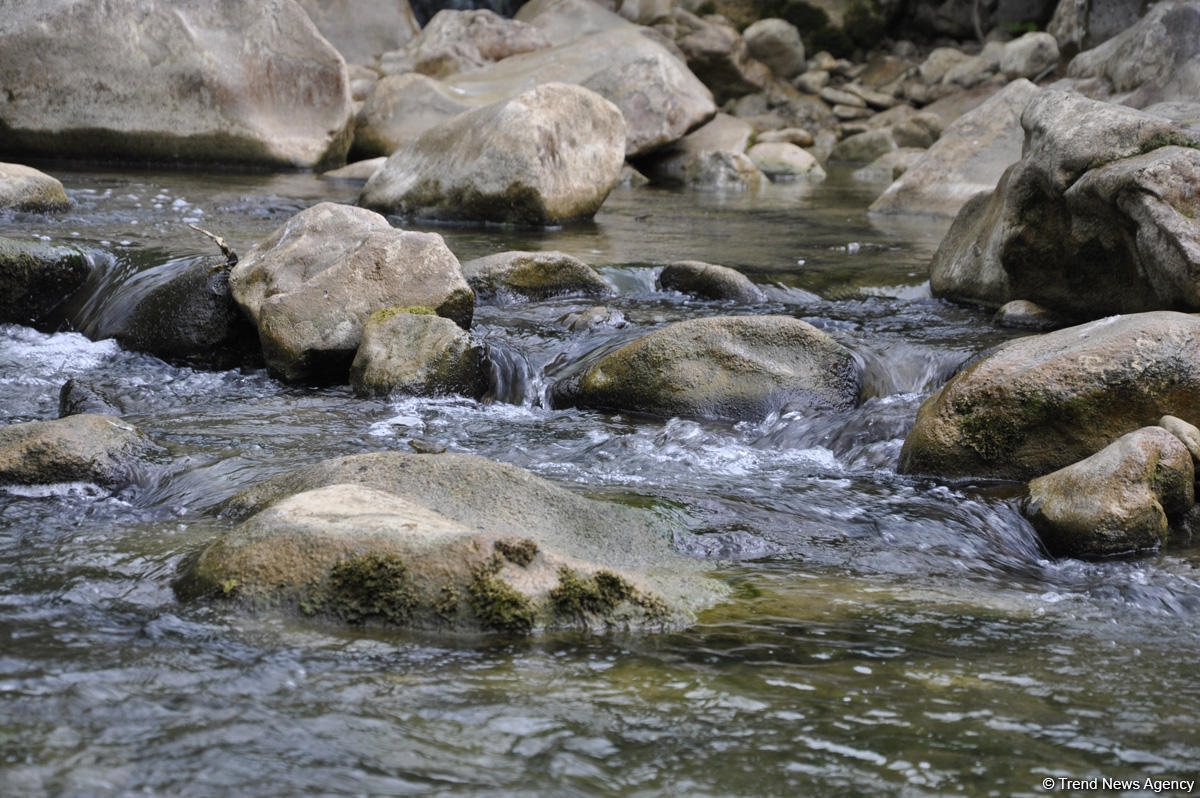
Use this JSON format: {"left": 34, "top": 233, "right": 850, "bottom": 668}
{"left": 2, "top": 165, "right": 1198, "bottom": 796}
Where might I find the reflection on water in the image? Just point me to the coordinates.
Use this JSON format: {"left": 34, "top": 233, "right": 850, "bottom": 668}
{"left": 2, "top": 166, "right": 1199, "bottom": 796}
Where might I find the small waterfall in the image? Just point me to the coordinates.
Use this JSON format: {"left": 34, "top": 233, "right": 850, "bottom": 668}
{"left": 482, "top": 337, "right": 541, "bottom": 407}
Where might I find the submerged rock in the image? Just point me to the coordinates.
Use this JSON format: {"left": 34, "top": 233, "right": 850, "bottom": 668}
{"left": 360, "top": 83, "right": 626, "bottom": 226}
{"left": 1026, "top": 426, "right": 1194, "bottom": 558}
{"left": 928, "top": 90, "right": 1200, "bottom": 316}
{"left": 899, "top": 312, "right": 1200, "bottom": 481}
{"left": 181, "top": 451, "right": 725, "bottom": 633}
{"left": 0, "top": 0, "right": 353, "bottom": 168}
{"left": 461, "top": 250, "right": 613, "bottom": 304}
{"left": 58, "top": 379, "right": 122, "bottom": 418}
{"left": 0, "top": 236, "right": 92, "bottom": 326}
{"left": 0, "top": 163, "right": 70, "bottom": 212}
{"left": 549, "top": 315, "right": 862, "bottom": 422}
{"left": 0, "top": 413, "right": 157, "bottom": 488}
{"left": 349, "top": 309, "right": 489, "bottom": 399}
{"left": 228, "top": 202, "right": 473, "bottom": 383}
{"left": 657, "top": 261, "right": 766, "bottom": 303}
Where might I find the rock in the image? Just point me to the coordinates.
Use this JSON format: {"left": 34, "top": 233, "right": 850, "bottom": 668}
{"left": 549, "top": 315, "right": 862, "bottom": 422}
{"left": 1159, "top": 414, "right": 1200, "bottom": 465}
{"left": 0, "top": 236, "right": 92, "bottom": 326}
{"left": 992, "top": 299, "right": 1068, "bottom": 331}
{"left": 918, "top": 47, "right": 972, "bottom": 85}
{"left": 1049, "top": 0, "right": 1147, "bottom": 57}
{"left": 756, "top": 127, "right": 814, "bottom": 147}
{"left": 851, "top": 148, "right": 926, "bottom": 182}
{"left": 635, "top": 114, "right": 764, "bottom": 189}
{"left": 228, "top": 203, "right": 473, "bottom": 383}
{"left": 0, "top": 163, "right": 70, "bottom": 212}
{"left": 830, "top": 128, "right": 896, "bottom": 164}
{"left": 183, "top": 451, "right": 725, "bottom": 633}
{"left": 349, "top": 309, "right": 489, "bottom": 398}
{"left": 929, "top": 91, "right": 1200, "bottom": 316}
{"left": 359, "top": 83, "right": 625, "bottom": 226}
{"left": 943, "top": 41, "right": 1004, "bottom": 88}
{"left": 378, "top": 9, "right": 549, "bottom": 78}
{"left": 1000, "top": 32, "right": 1060, "bottom": 79}
{"left": 746, "top": 142, "right": 827, "bottom": 181}
{"left": 890, "top": 111, "right": 943, "bottom": 149}
{"left": 0, "top": 0, "right": 353, "bottom": 168}
{"left": 564, "top": 305, "right": 627, "bottom": 333}
{"left": 58, "top": 380, "right": 122, "bottom": 419}
{"left": 82, "top": 256, "right": 260, "bottom": 371}
{"left": 794, "top": 70, "right": 830, "bottom": 94}
{"left": 898, "top": 311, "right": 1200, "bottom": 481}
{"left": 320, "top": 157, "right": 387, "bottom": 182}
{"left": 461, "top": 251, "right": 613, "bottom": 304}
{"left": 869, "top": 79, "right": 1039, "bottom": 219}
{"left": 353, "top": 73, "right": 474, "bottom": 157}
{"left": 1066, "top": 0, "right": 1200, "bottom": 108}
{"left": 1026, "top": 427, "right": 1193, "bottom": 557}
{"left": 657, "top": 261, "right": 766, "bottom": 302}
{"left": 743, "top": 19, "right": 806, "bottom": 79}
{"left": 615, "top": 0, "right": 674, "bottom": 24}
{"left": 666, "top": 9, "right": 771, "bottom": 104}
{"left": 820, "top": 86, "right": 867, "bottom": 108}
{"left": 0, "top": 413, "right": 157, "bottom": 488}
{"left": 295, "top": 0, "right": 419, "bottom": 65}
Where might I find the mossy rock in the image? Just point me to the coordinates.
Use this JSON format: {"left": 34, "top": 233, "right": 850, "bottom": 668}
{"left": 0, "top": 236, "right": 92, "bottom": 326}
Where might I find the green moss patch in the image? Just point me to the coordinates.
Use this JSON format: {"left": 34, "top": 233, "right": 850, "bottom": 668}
{"left": 467, "top": 559, "right": 536, "bottom": 634}
{"left": 495, "top": 537, "right": 539, "bottom": 567}
{"left": 322, "top": 552, "right": 417, "bottom": 625}
{"left": 550, "top": 566, "right": 668, "bottom": 624}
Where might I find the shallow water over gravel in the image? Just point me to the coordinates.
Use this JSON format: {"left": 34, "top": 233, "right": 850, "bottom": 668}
{"left": 2, "top": 166, "right": 1199, "bottom": 797}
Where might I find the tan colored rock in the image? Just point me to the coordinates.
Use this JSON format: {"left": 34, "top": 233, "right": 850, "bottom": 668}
{"left": 0, "top": 414, "right": 157, "bottom": 488}
{"left": 0, "top": 163, "right": 70, "bottom": 212}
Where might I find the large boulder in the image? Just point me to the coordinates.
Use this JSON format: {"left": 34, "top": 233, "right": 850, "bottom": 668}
{"left": 295, "top": 0, "right": 419, "bottom": 66}
{"left": 868, "top": 79, "right": 1039, "bottom": 219}
{"left": 1026, "top": 426, "right": 1194, "bottom": 557}
{"left": 743, "top": 19, "right": 806, "bottom": 80}
{"left": 359, "top": 83, "right": 625, "bottom": 226}
{"left": 549, "top": 315, "right": 862, "bottom": 422}
{"left": 461, "top": 251, "right": 613, "bottom": 304}
{"left": 0, "top": 0, "right": 353, "bottom": 169}
{"left": 928, "top": 90, "right": 1200, "bottom": 316}
{"left": 180, "top": 451, "right": 725, "bottom": 633}
{"left": 0, "top": 236, "right": 92, "bottom": 326}
{"left": 349, "top": 309, "right": 489, "bottom": 399}
{"left": 379, "top": 9, "right": 549, "bottom": 78}
{"left": 357, "top": 2, "right": 715, "bottom": 159}
{"left": 0, "top": 413, "right": 158, "bottom": 488}
{"left": 899, "top": 312, "right": 1200, "bottom": 481}
{"left": 1066, "top": 0, "right": 1200, "bottom": 108}
{"left": 228, "top": 202, "right": 474, "bottom": 383}
{"left": 663, "top": 9, "right": 771, "bottom": 105}
{"left": 0, "top": 163, "right": 70, "bottom": 212}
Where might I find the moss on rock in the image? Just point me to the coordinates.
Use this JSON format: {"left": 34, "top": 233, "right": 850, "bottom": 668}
{"left": 468, "top": 559, "right": 536, "bottom": 634}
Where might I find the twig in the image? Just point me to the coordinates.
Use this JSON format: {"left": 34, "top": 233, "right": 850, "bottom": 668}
{"left": 187, "top": 223, "right": 238, "bottom": 270}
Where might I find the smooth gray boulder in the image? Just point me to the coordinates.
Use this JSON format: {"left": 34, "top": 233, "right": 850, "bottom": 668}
{"left": 228, "top": 202, "right": 474, "bottom": 383}
{"left": 182, "top": 451, "right": 726, "bottom": 633}
{"left": 1000, "top": 32, "right": 1060, "bottom": 79}
{"left": 461, "top": 251, "right": 613, "bottom": 304}
{"left": 929, "top": 91, "right": 1200, "bottom": 316}
{"left": 743, "top": 19, "right": 806, "bottom": 79}
{"left": 657, "top": 261, "right": 766, "bottom": 302}
{"left": 1066, "top": 0, "right": 1200, "bottom": 108}
{"left": 869, "top": 79, "right": 1039, "bottom": 219}
{"left": 1049, "top": 0, "right": 1148, "bottom": 56}
{"left": 1026, "top": 426, "right": 1194, "bottom": 557}
{"left": 349, "top": 309, "right": 489, "bottom": 399}
{"left": 0, "top": 0, "right": 353, "bottom": 168}
{"left": 295, "top": 0, "right": 419, "bottom": 66}
{"left": 379, "top": 9, "right": 549, "bottom": 78}
{"left": 747, "top": 142, "right": 826, "bottom": 181}
{"left": 899, "top": 311, "right": 1200, "bottom": 481}
{"left": 360, "top": 83, "right": 626, "bottom": 226}
{"left": 0, "top": 236, "right": 92, "bottom": 326}
{"left": 549, "top": 315, "right": 862, "bottom": 422}
{"left": 0, "top": 413, "right": 157, "bottom": 488}
{"left": 0, "top": 163, "right": 70, "bottom": 212}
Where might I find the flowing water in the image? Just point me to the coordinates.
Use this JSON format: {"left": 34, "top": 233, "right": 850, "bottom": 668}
{"left": 2, "top": 166, "right": 1199, "bottom": 797}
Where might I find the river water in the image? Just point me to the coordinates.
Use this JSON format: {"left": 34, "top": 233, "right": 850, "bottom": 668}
{"left": 2, "top": 166, "right": 1199, "bottom": 797}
